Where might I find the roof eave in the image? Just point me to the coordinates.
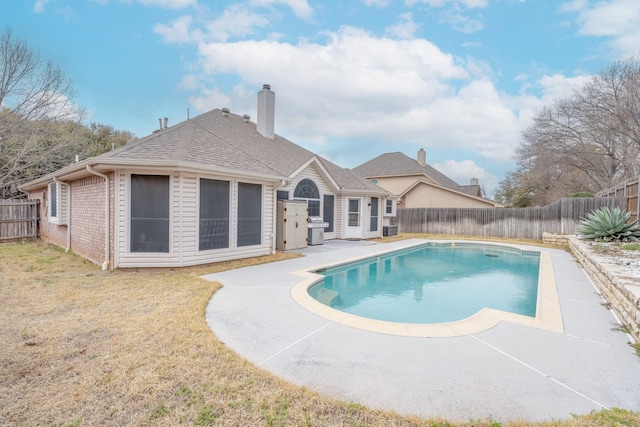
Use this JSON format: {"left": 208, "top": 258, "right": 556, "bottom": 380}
{"left": 19, "top": 158, "right": 289, "bottom": 191}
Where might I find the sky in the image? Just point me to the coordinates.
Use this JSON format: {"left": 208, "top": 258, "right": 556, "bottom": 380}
{"left": 3, "top": 0, "right": 640, "bottom": 196}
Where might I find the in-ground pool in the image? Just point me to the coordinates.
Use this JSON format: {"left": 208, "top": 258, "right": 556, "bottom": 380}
{"left": 308, "top": 242, "right": 540, "bottom": 324}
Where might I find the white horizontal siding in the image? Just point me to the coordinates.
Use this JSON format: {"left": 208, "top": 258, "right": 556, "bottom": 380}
{"left": 115, "top": 170, "right": 275, "bottom": 268}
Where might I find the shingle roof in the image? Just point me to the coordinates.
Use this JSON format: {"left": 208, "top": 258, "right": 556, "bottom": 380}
{"left": 98, "top": 109, "right": 384, "bottom": 194}
{"left": 352, "top": 151, "right": 460, "bottom": 190}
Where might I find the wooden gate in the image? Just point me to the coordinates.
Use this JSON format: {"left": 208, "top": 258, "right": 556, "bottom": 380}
{"left": 0, "top": 199, "right": 40, "bottom": 241}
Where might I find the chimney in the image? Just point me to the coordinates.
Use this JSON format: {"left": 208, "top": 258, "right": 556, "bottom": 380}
{"left": 158, "top": 118, "right": 162, "bottom": 130}
{"left": 257, "top": 84, "right": 275, "bottom": 139}
{"left": 163, "top": 117, "right": 168, "bottom": 129}
{"left": 470, "top": 178, "right": 479, "bottom": 186}
{"left": 417, "top": 148, "right": 426, "bottom": 166}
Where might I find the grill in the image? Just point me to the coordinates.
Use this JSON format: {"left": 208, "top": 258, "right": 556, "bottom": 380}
{"left": 307, "top": 216, "right": 329, "bottom": 245}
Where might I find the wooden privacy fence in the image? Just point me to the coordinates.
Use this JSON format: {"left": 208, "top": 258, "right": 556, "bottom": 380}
{"left": 397, "top": 197, "right": 622, "bottom": 240}
{"left": 0, "top": 199, "right": 40, "bottom": 241}
{"left": 598, "top": 176, "right": 640, "bottom": 222}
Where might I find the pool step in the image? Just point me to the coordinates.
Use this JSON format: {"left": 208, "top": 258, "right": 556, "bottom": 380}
{"left": 314, "top": 288, "right": 339, "bottom": 306}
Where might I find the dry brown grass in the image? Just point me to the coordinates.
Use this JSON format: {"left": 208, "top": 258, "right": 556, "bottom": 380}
{"left": 1, "top": 240, "right": 638, "bottom": 426}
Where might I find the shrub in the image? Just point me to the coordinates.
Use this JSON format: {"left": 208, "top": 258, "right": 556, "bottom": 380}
{"left": 570, "top": 191, "right": 595, "bottom": 198}
{"left": 578, "top": 207, "right": 640, "bottom": 242}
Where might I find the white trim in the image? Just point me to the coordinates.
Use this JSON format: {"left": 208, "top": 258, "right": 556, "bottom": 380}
{"left": 290, "top": 156, "right": 341, "bottom": 193}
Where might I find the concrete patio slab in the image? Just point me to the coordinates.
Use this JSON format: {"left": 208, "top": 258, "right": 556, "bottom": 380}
{"left": 203, "top": 239, "right": 640, "bottom": 423}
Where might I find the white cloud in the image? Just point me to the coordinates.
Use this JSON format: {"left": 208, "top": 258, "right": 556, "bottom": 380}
{"left": 185, "top": 27, "right": 537, "bottom": 165}
{"left": 433, "top": 159, "right": 500, "bottom": 194}
{"left": 536, "top": 73, "right": 591, "bottom": 102}
{"left": 249, "top": 0, "right": 313, "bottom": 19}
{"left": 385, "top": 13, "right": 419, "bottom": 39}
{"left": 137, "top": 0, "right": 196, "bottom": 8}
{"left": 153, "top": 15, "right": 194, "bottom": 43}
{"left": 33, "top": 0, "right": 51, "bottom": 13}
{"left": 205, "top": 4, "right": 270, "bottom": 42}
{"left": 566, "top": 0, "right": 640, "bottom": 58}
{"left": 363, "top": 0, "right": 391, "bottom": 8}
{"left": 406, "top": 0, "right": 488, "bottom": 9}
{"left": 438, "top": 8, "right": 484, "bottom": 34}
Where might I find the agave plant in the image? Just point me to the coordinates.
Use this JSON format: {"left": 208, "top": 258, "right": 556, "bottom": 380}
{"left": 578, "top": 207, "right": 640, "bottom": 242}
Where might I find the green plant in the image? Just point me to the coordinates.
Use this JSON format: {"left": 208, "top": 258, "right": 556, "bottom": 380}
{"left": 578, "top": 207, "right": 640, "bottom": 242}
{"left": 194, "top": 406, "right": 216, "bottom": 426}
{"left": 148, "top": 402, "right": 170, "bottom": 421}
{"left": 571, "top": 191, "right": 595, "bottom": 198}
{"left": 622, "top": 243, "right": 640, "bottom": 250}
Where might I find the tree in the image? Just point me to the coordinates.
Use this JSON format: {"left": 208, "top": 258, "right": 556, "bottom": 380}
{"left": 0, "top": 26, "right": 84, "bottom": 196}
{"left": 494, "top": 170, "right": 535, "bottom": 207}
{"left": 510, "top": 57, "right": 640, "bottom": 205}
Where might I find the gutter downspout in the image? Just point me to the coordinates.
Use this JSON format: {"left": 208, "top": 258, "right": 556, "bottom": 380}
{"left": 87, "top": 166, "right": 110, "bottom": 270}
{"left": 53, "top": 177, "right": 71, "bottom": 252}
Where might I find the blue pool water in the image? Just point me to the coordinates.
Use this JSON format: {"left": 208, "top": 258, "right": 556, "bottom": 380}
{"left": 308, "top": 243, "right": 540, "bottom": 324}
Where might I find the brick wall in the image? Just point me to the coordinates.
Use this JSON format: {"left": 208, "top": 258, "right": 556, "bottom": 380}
{"left": 28, "top": 172, "right": 113, "bottom": 268}
{"left": 70, "top": 175, "right": 108, "bottom": 265}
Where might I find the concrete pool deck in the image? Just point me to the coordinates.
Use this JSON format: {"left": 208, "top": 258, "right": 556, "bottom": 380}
{"left": 203, "top": 239, "right": 640, "bottom": 422}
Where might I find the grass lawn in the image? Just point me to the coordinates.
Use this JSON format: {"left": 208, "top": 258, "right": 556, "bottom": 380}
{"left": 1, "top": 239, "right": 638, "bottom": 426}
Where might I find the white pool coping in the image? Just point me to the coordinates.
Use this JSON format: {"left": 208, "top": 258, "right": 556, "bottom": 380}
{"left": 291, "top": 240, "right": 564, "bottom": 337}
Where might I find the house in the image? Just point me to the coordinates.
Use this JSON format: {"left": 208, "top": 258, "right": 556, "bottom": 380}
{"left": 19, "top": 85, "right": 390, "bottom": 269}
{"left": 353, "top": 149, "right": 503, "bottom": 211}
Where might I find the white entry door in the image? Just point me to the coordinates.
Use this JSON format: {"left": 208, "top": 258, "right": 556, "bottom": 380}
{"left": 345, "top": 197, "right": 363, "bottom": 239}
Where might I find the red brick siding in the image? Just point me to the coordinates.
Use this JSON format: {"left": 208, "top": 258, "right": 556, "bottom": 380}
{"left": 70, "top": 175, "right": 107, "bottom": 265}
{"left": 28, "top": 172, "right": 114, "bottom": 268}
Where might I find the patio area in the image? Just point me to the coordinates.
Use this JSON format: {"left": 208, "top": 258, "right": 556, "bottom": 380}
{"left": 203, "top": 239, "right": 640, "bottom": 423}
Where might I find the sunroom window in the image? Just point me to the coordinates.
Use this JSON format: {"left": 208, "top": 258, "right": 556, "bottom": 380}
{"left": 237, "top": 182, "right": 262, "bottom": 247}
{"left": 130, "top": 174, "right": 170, "bottom": 253}
{"left": 199, "top": 178, "right": 230, "bottom": 251}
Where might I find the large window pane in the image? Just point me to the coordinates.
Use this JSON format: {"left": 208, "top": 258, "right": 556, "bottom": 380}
{"left": 131, "top": 175, "right": 170, "bottom": 253}
{"left": 199, "top": 179, "right": 230, "bottom": 250}
{"left": 370, "top": 197, "right": 379, "bottom": 232}
{"left": 323, "top": 194, "right": 334, "bottom": 232}
{"left": 238, "top": 182, "right": 262, "bottom": 247}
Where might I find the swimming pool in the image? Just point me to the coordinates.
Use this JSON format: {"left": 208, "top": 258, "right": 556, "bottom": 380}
{"left": 290, "top": 240, "right": 564, "bottom": 337}
{"left": 308, "top": 242, "right": 540, "bottom": 324}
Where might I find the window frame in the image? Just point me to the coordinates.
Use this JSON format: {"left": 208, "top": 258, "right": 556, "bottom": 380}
{"left": 198, "top": 178, "right": 231, "bottom": 251}
{"left": 129, "top": 174, "right": 171, "bottom": 254}
{"left": 237, "top": 182, "right": 263, "bottom": 247}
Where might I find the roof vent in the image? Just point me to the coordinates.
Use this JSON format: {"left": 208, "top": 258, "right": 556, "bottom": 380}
{"left": 243, "top": 114, "right": 250, "bottom": 123}
{"left": 221, "top": 107, "right": 230, "bottom": 117}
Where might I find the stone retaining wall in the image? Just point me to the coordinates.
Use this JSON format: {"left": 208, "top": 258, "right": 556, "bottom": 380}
{"left": 569, "top": 237, "right": 640, "bottom": 341}
{"left": 542, "top": 232, "right": 570, "bottom": 246}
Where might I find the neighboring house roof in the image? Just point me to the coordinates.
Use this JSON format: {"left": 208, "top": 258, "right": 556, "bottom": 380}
{"left": 353, "top": 151, "right": 461, "bottom": 190}
{"left": 21, "top": 108, "right": 387, "bottom": 196}
{"left": 353, "top": 151, "right": 501, "bottom": 205}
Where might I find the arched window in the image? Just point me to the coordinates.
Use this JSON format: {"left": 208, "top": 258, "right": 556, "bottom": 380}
{"left": 294, "top": 179, "right": 320, "bottom": 216}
